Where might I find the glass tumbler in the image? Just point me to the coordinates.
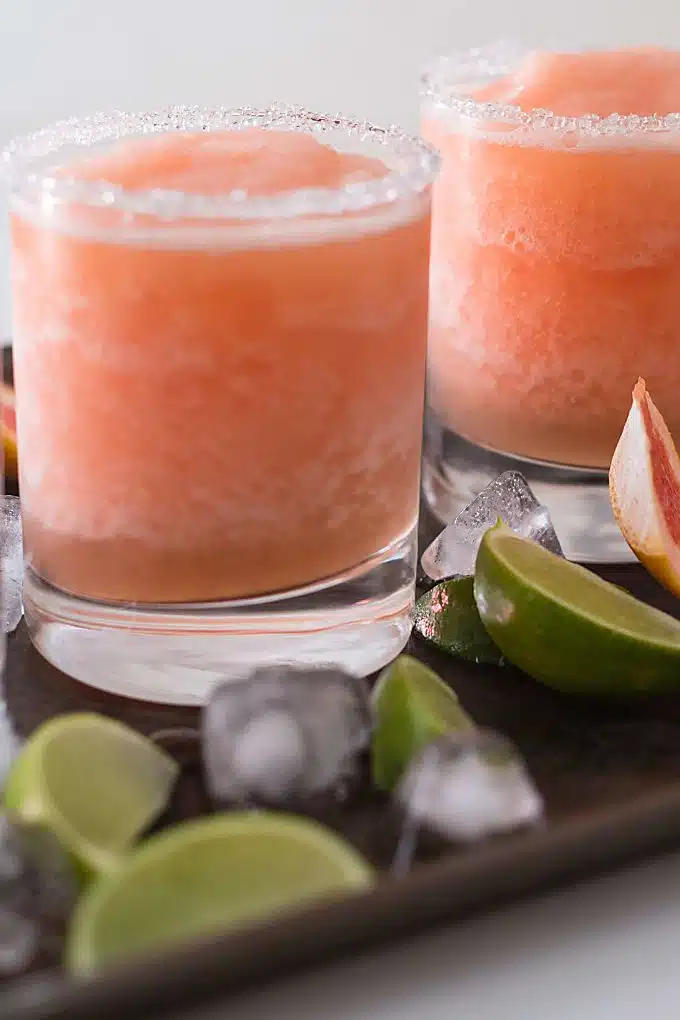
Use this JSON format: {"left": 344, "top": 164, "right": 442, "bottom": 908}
{"left": 421, "top": 43, "right": 680, "bottom": 561}
{"left": 2, "top": 105, "right": 437, "bottom": 704}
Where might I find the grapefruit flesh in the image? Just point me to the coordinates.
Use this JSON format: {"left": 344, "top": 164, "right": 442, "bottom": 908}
{"left": 1, "top": 383, "right": 17, "bottom": 480}
{"left": 610, "top": 378, "right": 680, "bottom": 595}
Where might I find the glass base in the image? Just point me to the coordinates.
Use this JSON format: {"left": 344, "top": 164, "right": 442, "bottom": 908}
{"left": 23, "top": 528, "right": 416, "bottom": 706}
{"left": 422, "top": 417, "right": 634, "bottom": 564}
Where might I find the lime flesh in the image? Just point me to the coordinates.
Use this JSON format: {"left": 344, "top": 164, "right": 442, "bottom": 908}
{"left": 474, "top": 527, "right": 680, "bottom": 696}
{"left": 66, "top": 812, "right": 374, "bottom": 976}
{"left": 4, "top": 714, "right": 179, "bottom": 878}
{"left": 371, "top": 654, "right": 473, "bottom": 791}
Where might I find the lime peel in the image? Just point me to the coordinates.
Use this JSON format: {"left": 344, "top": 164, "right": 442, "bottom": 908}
{"left": 371, "top": 655, "right": 473, "bottom": 791}
{"left": 66, "top": 811, "right": 374, "bottom": 976}
{"left": 4, "top": 714, "right": 179, "bottom": 878}
{"left": 475, "top": 527, "right": 680, "bottom": 696}
{"left": 414, "top": 576, "right": 503, "bottom": 665}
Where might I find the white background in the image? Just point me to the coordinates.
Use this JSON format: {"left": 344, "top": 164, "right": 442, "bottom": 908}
{"left": 3, "top": 3, "right": 680, "bottom": 1017}
{"left": 2, "top": 0, "right": 680, "bottom": 334}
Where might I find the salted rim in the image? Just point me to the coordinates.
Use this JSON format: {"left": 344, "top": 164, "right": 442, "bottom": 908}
{"left": 0, "top": 103, "right": 439, "bottom": 222}
{"left": 421, "top": 43, "right": 680, "bottom": 138}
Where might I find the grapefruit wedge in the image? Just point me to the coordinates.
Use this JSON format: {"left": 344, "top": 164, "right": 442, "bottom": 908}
{"left": 610, "top": 378, "right": 680, "bottom": 595}
{"left": 0, "top": 382, "right": 17, "bottom": 480}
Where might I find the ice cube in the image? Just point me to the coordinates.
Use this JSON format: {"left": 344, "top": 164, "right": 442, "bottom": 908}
{"left": 0, "top": 909, "right": 36, "bottom": 976}
{"left": 0, "top": 496, "right": 23, "bottom": 633}
{"left": 203, "top": 667, "right": 372, "bottom": 806}
{"left": 396, "top": 729, "right": 544, "bottom": 846}
{"left": 0, "top": 704, "right": 21, "bottom": 791}
{"left": 421, "top": 471, "right": 563, "bottom": 581}
{"left": 0, "top": 815, "right": 77, "bottom": 974}
{"left": 0, "top": 818, "right": 77, "bottom": 924}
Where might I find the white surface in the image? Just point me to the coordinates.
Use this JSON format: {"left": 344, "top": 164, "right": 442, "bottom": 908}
{"left": 205, "top": 853, "right": 680, "bottom": 1020}
{"left": 4, "top": 2, "right": 680, "bottom": 1017}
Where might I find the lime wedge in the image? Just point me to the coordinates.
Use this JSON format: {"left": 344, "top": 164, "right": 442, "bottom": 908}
{"left": 66, "top": 812, "right": 374, "bottom": 976}
{"left": 414, "top": 577, "right": 503, "bottom": 665}
{"left": 474, "top": 526, "right": 680, "bottom": 695}
{"left": 371, "top": 654, "right": 473, "bottom": 791}
{"left": 4, "top": 714, "right": 179, "bottom": 879}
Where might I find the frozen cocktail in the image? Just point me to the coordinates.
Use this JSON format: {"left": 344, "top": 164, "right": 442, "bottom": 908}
{"left": 3, "top": 106, "right": 437, "bottom": 702}
{"left": 421, "top": 45, "right": 680, "bottom": 559}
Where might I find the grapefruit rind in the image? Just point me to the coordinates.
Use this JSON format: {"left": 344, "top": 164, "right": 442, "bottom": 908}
{"left": 609, "top": 378, "right": 680, "bottom": 596}
{"left": 0, "top": 382, "right": 17, "bottom": 479}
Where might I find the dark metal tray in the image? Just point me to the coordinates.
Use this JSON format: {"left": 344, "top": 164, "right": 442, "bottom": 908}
{"left": 5, "top": 346, "right": 680, "bottom": 1019}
